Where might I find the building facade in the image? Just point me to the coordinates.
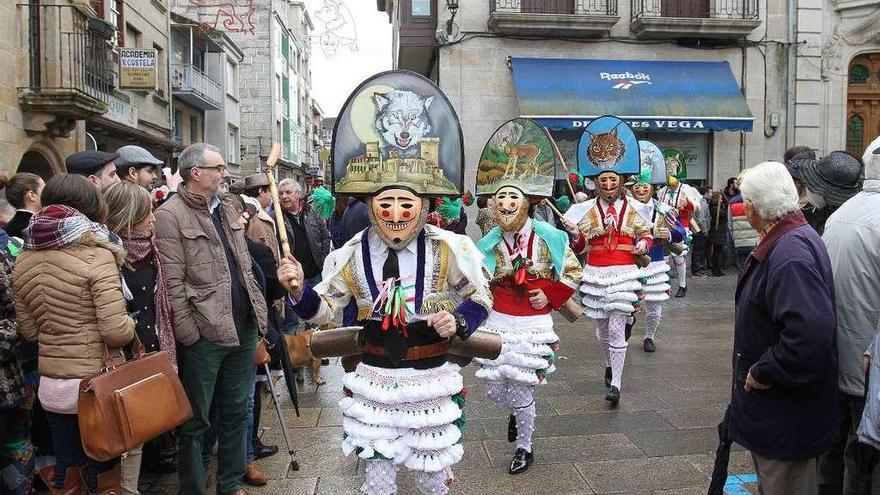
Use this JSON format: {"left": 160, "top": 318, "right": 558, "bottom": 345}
{"left": 377, "top": 0, "right": 812, "bottom": 193}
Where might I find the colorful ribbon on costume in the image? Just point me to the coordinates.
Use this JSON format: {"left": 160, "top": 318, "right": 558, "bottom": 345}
{"left": 506, "top": 233, "right": 533, "bottom": 285}
{"left": 373, "top": 276, "right": 415, "bottom": 337}
{"left": 603, "top": 204, "right": 619, "bottom": 252}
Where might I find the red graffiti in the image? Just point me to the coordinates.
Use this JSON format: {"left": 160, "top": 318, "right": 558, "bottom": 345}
{"left": 187, "top": 0, "right": 256, "bottom": 35}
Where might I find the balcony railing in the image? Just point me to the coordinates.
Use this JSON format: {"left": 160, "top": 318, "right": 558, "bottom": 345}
{"left": 18, "top": 3, "right": 115, "bottom": 135}
{"left": 491, "top": 0, "right": 617, "bottom": 15}
{"left": 631, "top": 0, "right": 758, "bottom": 20}
{"left": 630, "top": 0, "right": 760, "bottom": 39}
{"left": 489, "top": 0, "right": 620, "bottom": 37}
{"left": 171, "top": 64, "right": 222, "bottom": 110}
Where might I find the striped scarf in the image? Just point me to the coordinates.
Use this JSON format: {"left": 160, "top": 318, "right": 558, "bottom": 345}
{"left": 23, "top": 205, "right": 121, "bottom": 251}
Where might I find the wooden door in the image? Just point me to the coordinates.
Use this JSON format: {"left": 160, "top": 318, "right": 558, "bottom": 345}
{"left": 847, "top": 54, "right": 880, "bottom": 156}
{"left": 661, "top": 0, "right": 710, "bottom": 18}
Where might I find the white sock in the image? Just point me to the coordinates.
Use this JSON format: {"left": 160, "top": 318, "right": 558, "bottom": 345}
{"left": 508, "top": 384, "right": 536, "bottom": 453}
{"left": 608, "top": 312, "right": 629, "bottom": 390}
{"left": 644, "top": 302, "right": 662, "bottom": 340}
{"left": 362, "top": 460, "right": 398, "bottom": 495}
{"left": 415, "top": 470, "right": 450, "bottom": 495}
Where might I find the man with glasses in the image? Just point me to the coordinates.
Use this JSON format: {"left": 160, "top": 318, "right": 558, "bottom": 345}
{"left": 154, "top": 143, "right": 267, "bottom": 495}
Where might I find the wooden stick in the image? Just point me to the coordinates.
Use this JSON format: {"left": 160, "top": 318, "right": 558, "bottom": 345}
{"left": 542, "top": 198, "right": 564, "bottom": 219}
{"left": 543, "top": 127, "right": 579, "bottom": 201}
{"left": 264, "top": 143, "right": 298, "bottom": 291}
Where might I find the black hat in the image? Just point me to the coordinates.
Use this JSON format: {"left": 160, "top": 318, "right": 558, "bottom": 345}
{"left": 65, "top": 151, "right": 119, "bottom": 176}
{"left": 797, "top": 151, "right": 863, "bottom": 207}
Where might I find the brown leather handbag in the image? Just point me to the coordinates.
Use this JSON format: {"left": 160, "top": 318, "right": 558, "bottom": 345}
{"left": 78, "top": 337, "right": 192, "bottom": 462}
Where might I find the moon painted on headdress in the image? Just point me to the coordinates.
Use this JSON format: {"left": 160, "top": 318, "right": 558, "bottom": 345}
{"left": 350, "top": 84, "right": 394, "bottom": 144}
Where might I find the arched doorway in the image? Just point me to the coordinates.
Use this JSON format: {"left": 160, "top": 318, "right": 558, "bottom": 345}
{"left": 846, "top": 53, "right": 880, "bottom": 156}
{"left": 17, "top": 150, "right": 55, "bottom": 181}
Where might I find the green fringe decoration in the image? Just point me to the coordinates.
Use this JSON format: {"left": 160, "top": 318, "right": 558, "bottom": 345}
{"left": 309, "top": 186, "right": 336, "bottom": 219}
{"left": 438, "top": 197, "right": 463, "bottom": 221}
{"left": 547, "top": 351, "right": 558, "bottom": 364}
{"left": 554, "top": 195, "right": 571, "bottom": 213}
{"left": 453, "top": 411, "right": 467, "bottom": 430}
{"left": 355, "top": 447, "right": 389, "bottom": 461}
{"left": 536, "top": 369, "right": 547, "bottom": 379}
{"left": 451, "top": 392, "right": 466, "bottom": 409}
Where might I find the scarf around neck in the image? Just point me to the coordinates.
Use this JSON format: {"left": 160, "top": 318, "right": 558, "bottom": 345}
{"left": 23, "top": 205, "right": 121, "bottom": 251}
{"left": 119, "top": 228, "right": 177, "bottom": 365}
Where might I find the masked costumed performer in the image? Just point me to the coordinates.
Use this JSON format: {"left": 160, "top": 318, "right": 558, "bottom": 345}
{"left": 277, "top": 70, "right": 492, "bottom": 495}
{"left": 656, "top": 149, "right": 702, "bottom": 298}
{"left": 561, "top": 116, "right": 651, "bottom": 405}
{"left": 472, "top": 119, "right": 582, "bottom": 475}
{"left": 629, "top": 141, "right": 686, "bottom": 353}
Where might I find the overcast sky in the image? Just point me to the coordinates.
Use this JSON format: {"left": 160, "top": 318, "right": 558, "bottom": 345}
{"left": 306, "top": 0, "right": 392, "bottom": 119}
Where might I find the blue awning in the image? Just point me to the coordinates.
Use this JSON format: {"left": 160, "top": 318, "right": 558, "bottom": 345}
{"left": 511, "top": 58, "right": 754, "bottom": 132}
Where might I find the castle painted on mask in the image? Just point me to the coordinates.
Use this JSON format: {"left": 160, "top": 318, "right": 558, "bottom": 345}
{"left": 337, "top": 138, "right": 458, "bottom": 194}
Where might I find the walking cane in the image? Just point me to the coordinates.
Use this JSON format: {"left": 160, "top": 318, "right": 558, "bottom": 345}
{"left": 262, "top": 363, "right": 300, "bottom": 473}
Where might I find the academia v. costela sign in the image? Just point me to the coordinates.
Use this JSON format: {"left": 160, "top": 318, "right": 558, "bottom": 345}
{"left": 119, "top": 48, "right": 157, "bottom": 90}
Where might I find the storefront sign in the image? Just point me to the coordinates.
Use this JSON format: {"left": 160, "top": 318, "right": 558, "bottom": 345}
{"left": 103, "top": 95, "right": 138, "bottom": 128}
{"left": 569, "top": 119, "right": 707, "bottom": 130}
{"left": 119, "top": 48, "right": 158, "bottom": 90}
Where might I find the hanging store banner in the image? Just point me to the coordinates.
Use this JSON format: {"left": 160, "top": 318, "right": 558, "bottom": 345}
{"left": 119, "top": 48, "right": 158, "bottom": 90}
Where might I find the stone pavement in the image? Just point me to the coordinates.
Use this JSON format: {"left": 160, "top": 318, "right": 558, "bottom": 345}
{"left": 141, "top": 273, "right": 761, "bottom": 494}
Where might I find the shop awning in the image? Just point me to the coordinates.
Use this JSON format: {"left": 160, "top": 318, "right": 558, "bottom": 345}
{"left": 511, "top": 57, "right": 754, "bottom": 132}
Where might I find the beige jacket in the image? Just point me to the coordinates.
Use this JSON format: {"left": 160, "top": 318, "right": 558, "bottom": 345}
{"left": 13, "top": 235, "right": 135, "bottom": 379}
{"left": 154, "top": 185, "right": 268, "bottom": 347}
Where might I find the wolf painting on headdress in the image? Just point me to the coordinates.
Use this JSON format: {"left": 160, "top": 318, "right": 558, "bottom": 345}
{"left": 374, "top": 90, "right": 434, "bottom": 157}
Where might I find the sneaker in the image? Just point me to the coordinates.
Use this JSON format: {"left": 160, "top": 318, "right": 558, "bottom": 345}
{"left": 643, "top": 338, "right": 656, "bottom": 353}
{"left": 675, "top": 287, "right": 687, "bottom": 298}
{"left": 605, "top": 386, "right": 620, "bottom": 406}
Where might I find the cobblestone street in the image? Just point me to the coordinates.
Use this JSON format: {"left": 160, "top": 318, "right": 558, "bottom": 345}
{"left": 142, "top": 273, "right": 758, "bottom": 494}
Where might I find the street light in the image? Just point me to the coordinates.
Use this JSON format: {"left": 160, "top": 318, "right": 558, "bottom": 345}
{"left": 445, "top": 0, "right": 459, "bottom": 37}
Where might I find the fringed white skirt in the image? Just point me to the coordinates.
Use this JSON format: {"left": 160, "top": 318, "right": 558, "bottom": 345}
{"left": 579, "top": 263, "right": 644, "bottom": 319}
{"left": 339, "top": 362, "right": 466, "bottom": 473}
{"left": 640, "top": 260, "right": 672, "bottom": 302}
{"left": 474, "top": 312, "right": 559, "bottom": 386}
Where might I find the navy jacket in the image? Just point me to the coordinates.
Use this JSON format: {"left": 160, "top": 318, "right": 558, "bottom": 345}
{"left": 728, "top": 211, "right": 839, "bottom": 460}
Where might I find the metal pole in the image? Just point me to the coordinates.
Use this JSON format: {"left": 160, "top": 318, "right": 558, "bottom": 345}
{"left": 262, "top": 363, "right": 300, "bottom": 473}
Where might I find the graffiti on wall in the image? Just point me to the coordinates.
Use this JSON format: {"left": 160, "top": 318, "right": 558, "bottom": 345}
{"left": 183, "top": 0, "right": 257, "bottom": 35}
{"left": 314, "top": 0, "right": 357, "bottom": 57}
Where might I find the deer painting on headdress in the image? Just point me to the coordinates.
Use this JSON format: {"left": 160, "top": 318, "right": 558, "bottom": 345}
{"left": 493, "top": 121, "right": 541, "bottom": 178}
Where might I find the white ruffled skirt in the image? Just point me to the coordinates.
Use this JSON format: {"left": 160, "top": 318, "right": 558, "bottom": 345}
{"left": 579, "top": 263, "right": 644, "bottom": 319}
{"left": 474, "top": 312, "right": 559, "bottom": 386}
{"left": 640, "top": 260, "right": 672, "bottom": 302}
{"left": 340, "top": 362, "right": 466, "bottom": 473}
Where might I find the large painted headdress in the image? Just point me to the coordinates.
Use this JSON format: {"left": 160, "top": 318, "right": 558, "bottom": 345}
{"left": 576, "top": 115, "right": 640, "bottom": 178}
{"left": 476, "top": 118, "right": 558, "bottom": 198}
{"left": 663, "top": 148, "right": 688, "bottom": 180}
{"left": 632, "top": 140, "right": 667, "bottom": 186}
{"left": 330, "top": 70, "right": 464, "bottom": 196}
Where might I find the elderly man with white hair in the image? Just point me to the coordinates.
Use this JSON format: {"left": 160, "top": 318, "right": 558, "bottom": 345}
{"left": 277, "top": 178, "right": 331, "bottom": 334}
{"left": 725, "top": 161, "right": 838, "bottom": 493}
{"left": 821, "top": 136, "right": 880, "bottom": 493}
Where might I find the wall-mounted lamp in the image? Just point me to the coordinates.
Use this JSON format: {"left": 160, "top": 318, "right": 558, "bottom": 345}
{"left": 445, "top": 0, "right": 459, "bottom": 36}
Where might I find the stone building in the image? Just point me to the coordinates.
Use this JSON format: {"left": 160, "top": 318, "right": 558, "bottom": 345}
{"left": 5, "top": 1, "right": 111, "bottom": 177}
{"left": 85, "top": 0, "right": 177, "bottom": 165}
{"left": 377, "top": 0, "right": 808, "bottom": 192}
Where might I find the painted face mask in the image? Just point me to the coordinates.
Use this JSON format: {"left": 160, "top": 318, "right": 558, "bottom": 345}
{"left": 368, "top": 188, "right": 428, "bottom": 249}
{"left": 631, "top": 183, "right": 653, "bottom": 203}
{"left": 493, "top": 186, "right": 529, "bottom": 232}
{"left": 595, "top": 172, "right": 622, "bottom": 203}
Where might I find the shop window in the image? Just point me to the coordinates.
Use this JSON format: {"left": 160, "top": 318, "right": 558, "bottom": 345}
{"left": 846, "top": 114, "right": 864, "bottom": 156}
{"left": 850, "top": 65, "right": 869, "bottom": 85}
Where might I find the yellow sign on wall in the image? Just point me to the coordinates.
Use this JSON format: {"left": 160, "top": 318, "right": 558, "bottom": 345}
{"left": 119, "top": 48, "right": 158, "bottom": 90}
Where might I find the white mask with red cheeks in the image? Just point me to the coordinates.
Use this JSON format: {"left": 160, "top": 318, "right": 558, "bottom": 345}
{"left": 595, "top": 172, "right": 622, "bottom": 203}
{"left": 368, "top": 188, "right": 428, "bottom": 249}
{"left": 493, "top": 186, "right": 529, "bottom": 232}
{"left": 631, "top": 183, "right": 653, "bottom": 203}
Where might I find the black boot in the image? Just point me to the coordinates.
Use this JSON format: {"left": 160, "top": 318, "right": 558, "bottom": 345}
{"left": 605, "top": 386, "right": 620, "bottom": 406}
{"left": 604, "top": 367, "right": 612, "bottom": 388}
{"left": 508, "top": 448, "right": 534, "bottom": 475}
{"left": 624, "top": 315, "right": 635, "bottom": 341}
{"left": 507, "top": 414, "right": 517, "bottom": 443}
{"left": 253, "top": 436, "right": 279, "bottom": 460}
{"left": 643, "top": 338, "right": 656, "bottom": 353}
{"left": 675, "top": 286, "right": 687, "bottom": 298}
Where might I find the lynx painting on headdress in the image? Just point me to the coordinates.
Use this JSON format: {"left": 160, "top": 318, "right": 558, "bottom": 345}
{"left": 492, "top": 121, "right": 541, "bottom": 178}
{"left": 586, "top": 123, "right": 625, "bottom": 170}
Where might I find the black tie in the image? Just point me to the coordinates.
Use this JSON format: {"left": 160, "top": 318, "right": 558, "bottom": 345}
{"left": 381, "top": 248, "right": 406, "bottom": 365}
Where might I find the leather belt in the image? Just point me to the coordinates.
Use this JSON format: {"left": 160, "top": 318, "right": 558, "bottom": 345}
{"left": 363, "top": 341, "right": 451, "bottom": 361}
